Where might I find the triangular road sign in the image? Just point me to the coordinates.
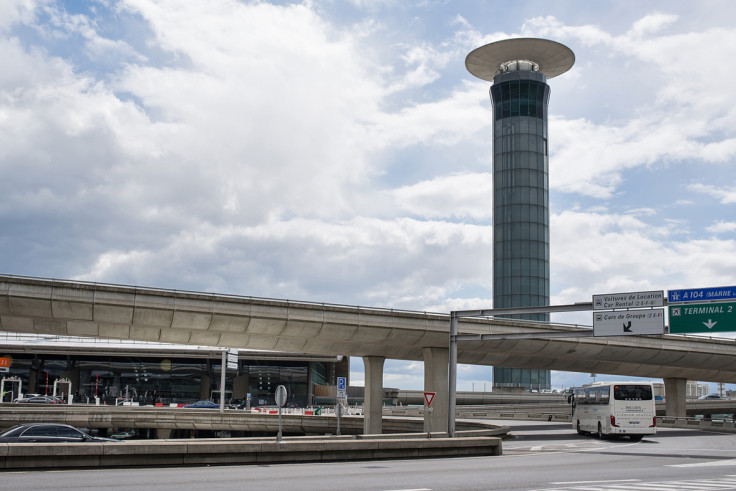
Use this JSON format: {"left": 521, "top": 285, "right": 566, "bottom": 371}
{"left": 424, "top": 392, "right": 436, "bottom": 407}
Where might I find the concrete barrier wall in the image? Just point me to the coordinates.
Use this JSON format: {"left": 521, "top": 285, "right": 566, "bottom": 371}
{"left": 0, "top": 435, "right": 502, "bottom": 469}
{"left": 0, "top": 405, "right": 507, "bottom": 436}
{"left": 386, "top": 405, "right": 571, "bottom": 423}
{"left": 656, "top": 416, "right": 736, "bottom": 433}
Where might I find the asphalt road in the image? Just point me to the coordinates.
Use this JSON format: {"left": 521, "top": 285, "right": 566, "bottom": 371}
{"left": 3, "top": 420, "right": 736, "bottom": 490}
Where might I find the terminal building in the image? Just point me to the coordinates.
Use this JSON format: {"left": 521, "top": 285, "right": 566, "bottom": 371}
{"left": 0, "top": 333, "right": 348, "bottom": 406}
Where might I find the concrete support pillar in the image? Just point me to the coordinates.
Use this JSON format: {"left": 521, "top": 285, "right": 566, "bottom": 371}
{"left": 423, "top": 347, "right": 449, "bottom": 433}
{"left": 362, "top": 356, "right": 385, "bottom": 435}
{"left": 157, "top": 428, "right": 172, "bottom": 439}
{"left": 60, "top": 368, "right": 80, "bottom": 401}
{"left": 664, "top": 377, "right": 687, "bottom": 418}
{"left": 232, "top": 373, "right": 249, "bottom": 400}
{"left": 28, "top": 370, "right": 39, "bottom": 395}
{"left": 307, "top": 363, "right": 313, "bottom": 407}
{"left": 200, "top": 374, "right": 212, "bottom": 401}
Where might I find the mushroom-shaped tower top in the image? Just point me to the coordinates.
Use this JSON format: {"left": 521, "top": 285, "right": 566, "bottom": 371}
{"left": 465, "top": 38, "right": 574, "bottom": 81}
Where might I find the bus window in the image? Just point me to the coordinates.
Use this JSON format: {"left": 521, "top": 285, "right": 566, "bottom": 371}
{"left": 613, "top": 385, "right": 653, "bottom": 401}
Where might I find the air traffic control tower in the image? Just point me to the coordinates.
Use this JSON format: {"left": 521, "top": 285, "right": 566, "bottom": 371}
{"left": 466, "top": 38, "right": 574, "bottom": 391}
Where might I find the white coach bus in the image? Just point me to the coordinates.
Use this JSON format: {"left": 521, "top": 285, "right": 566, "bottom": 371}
{"left": 568, "top": 381, "right": 656, "bottom": 441}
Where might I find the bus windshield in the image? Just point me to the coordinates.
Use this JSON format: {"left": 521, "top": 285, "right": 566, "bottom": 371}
{"left": 613, "top": 384, "right": 652, "bottom": 401}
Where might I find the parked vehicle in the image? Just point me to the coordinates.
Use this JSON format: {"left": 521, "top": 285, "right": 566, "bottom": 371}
{"left": 110, "top": 430, "right": 135, "bottom": 440}
{"left": 182, "top": 400, "right": 219, "bottom": 409}
{"left": 698, "top": 394, "right": 722, "bottom": 400}
{"left": 13, "top": 396, "right": 60, "bottom": 404}
{"left": 0, "top": 423, "right": 120, "bottom": 443}
{"left": 227, "top": 397, "right": 248, "bottom": 409}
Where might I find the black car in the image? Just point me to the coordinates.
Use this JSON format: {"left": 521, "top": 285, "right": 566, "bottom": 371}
{"left": 227, "top": 397, "right": 248, "bottom": 409}
{"left": 0, "top": 423, "right": 120, "bottom": 443}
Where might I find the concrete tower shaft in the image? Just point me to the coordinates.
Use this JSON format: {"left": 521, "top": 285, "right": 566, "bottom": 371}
{"left": 466, "top": 38, "right": 574, "bottom": 389}
{"left": 491, "top": 68, "right": 551, "bottom": 320}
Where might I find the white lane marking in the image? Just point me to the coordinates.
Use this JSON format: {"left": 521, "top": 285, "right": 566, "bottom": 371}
{"left": 551, "top": 480, "right": 640, "bottom": 485}
{"left": 668, "top": 458, "right": 736, "bottom": 467}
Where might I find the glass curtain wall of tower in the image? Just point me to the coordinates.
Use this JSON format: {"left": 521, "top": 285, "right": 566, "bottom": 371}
{"left": 491, "top": 68, "right": 551, "bottom": 391}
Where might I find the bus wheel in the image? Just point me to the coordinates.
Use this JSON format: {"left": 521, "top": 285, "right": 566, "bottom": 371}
{"left": 597, "top": 422, "right": 605, "bottom": 439}
{"left": 576, "top": 421, "right": 584, "bottom": 435}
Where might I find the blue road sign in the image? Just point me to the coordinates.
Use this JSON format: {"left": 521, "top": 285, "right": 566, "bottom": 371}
{"left": 668, "top": 286, "right": 736, "bottom": 303}
{"left": 337, "top": 377, "right": 346, "bottom": 390}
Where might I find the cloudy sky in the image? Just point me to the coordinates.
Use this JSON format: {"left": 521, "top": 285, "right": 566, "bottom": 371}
{"left": 2, "top": 0, "right": 735, "bottom": 392}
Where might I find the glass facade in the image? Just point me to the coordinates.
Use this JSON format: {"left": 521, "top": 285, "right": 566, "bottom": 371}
{"left": 490, "top": 70, "right": 551, "bottom": 390}
{"left": 493, "top": 367, "right": 551, "bottom": 391}
{"left": 0, "top": 354, "right": 205, "bottom": 404}
{"left": 0, "top": 351, "right": 335, "bottom": 407}
{"left": 244, "top": 360, "right": 310, "bottom": 406}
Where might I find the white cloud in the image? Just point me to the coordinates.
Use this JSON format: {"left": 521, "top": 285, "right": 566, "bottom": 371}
{"left": 0, "top": 0, "right": 40, "bottom": 32}
{"left": 392, "top": 172, "right": 492, "bottom": 219}
{"left": 706, "top": 221, "right": 736, "bottom": 234}
{"left": 628, "top": 13, "right": 679, "bottom": 37}
{"left": 689, "top": 183, "right": 736, "bottom": 204}
{"left": 552, "top": 209, "right": 736, "bottom": 301}
{"left": 523, "top": 15, "right": 736, "bottom": 198}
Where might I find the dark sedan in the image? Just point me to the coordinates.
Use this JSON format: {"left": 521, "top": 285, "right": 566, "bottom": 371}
{"left": 0, "top": 423, "right": 120, "bottom": 443}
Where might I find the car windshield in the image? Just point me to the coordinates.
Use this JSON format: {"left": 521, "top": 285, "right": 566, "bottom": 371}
{"left": 0, "top": 425, "right": 25, "bottom": 437}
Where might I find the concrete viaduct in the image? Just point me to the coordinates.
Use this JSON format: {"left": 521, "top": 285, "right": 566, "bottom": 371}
{"left": 3, "top": 275, "right": 736, "bottom": 434}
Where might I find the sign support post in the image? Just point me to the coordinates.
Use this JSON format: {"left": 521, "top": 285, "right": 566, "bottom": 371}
{"left": 219, "top": 350, "right": 226, "bottom": 413}
{"left": 448, "top": 312, "right": 458, "bottom": 438}
{"left": 336, "top": 376, "right": 346, "bottom": 436}
{"left": 275, "top": 384, "right": 287, "bottom": 442}
{"left": 424, "top": 391, "right": 435, "bottom": 437}
{"left": 336, "top": 400, "right": 342, "bottom": 436}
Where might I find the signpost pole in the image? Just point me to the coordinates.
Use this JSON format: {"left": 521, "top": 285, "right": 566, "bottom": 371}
{"left": 423, "top": 391, "right": 435, "bottom": 437}
{"left": 275, "top": 385, "right": 287, "bottom": 442}
{"left": 278, "top": 405, "right": 282, "bottom": 441}
{"left": 336, "top": 401, "right": 342, "bottom": 436}
{"left": 448, "top": 312, "right": 458, "bottom": 438}
{"left": 336, "top": 376, "right": 346, "bottom": 436}
{"left": 219, "top": 350, "right": 226, "bottom": 413}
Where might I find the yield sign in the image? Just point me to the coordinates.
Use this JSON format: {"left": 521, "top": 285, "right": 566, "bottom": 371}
{"left": 424, "top": 392, "right": 436, "bottom": 407}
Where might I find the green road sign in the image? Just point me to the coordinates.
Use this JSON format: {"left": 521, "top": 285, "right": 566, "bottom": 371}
{"left": 669, "top": 302, "right": 736, "bottom": 334}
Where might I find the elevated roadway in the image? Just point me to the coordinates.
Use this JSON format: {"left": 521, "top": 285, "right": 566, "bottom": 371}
{"left": 3, "top": 275, "right": 736, "bottom": 432}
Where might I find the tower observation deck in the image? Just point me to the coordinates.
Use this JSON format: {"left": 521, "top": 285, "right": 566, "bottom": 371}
{"left": 466, "top": 38, "right": 574, "bottom": 390}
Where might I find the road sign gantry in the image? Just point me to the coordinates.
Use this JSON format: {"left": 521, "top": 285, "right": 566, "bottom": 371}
{"left": 448, "top": 286, "right": 736, "bottom": 437}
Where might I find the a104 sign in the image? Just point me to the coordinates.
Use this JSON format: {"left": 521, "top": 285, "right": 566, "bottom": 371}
{"left": 668, "top": 286, "right": 736, "bottom": 303}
